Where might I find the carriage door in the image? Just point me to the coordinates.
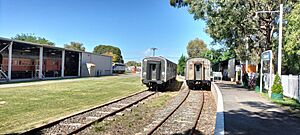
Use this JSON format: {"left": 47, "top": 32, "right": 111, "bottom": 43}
{"left": 194, "top": 64, "right": 202, "bottom": 80}
{"left": 148, "top": 62, "right": 161, "bottom": 80}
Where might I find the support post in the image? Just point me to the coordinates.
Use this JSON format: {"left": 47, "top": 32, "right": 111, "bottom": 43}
{"left": 39, "top": 47, "right": 43, "bottom": 79}
{"left": 78, "top": 53, "right": 81, "bottom": 77}
{"left": 235, "top": 71, "right": 238, "bottom": 83}
{"left": 260, "top": 57, "right": 263, "bottom": 93}
{"left": 240, "top": 64, "right": 243, "bottom": 86}
{"left": 298, "top": 75, "right": 300, "bottom": 103}
{"left": 268, "top": 51, "right": 273, "bottom": 97}
{"left": 61, "top": 50, "right": 65, "bottom": 77}
{"left": 278, "top": 4, "right": 283, "bottom": 76}
{"left": 7, "top": 42, "right": 13, "bottom": 81}
{"left": 246, "top": 42, "right": 249, "bottom": 73}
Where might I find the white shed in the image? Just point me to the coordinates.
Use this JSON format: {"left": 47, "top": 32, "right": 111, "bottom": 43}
{"left": 81, "top": 52, "right": 112, "bottom": 77}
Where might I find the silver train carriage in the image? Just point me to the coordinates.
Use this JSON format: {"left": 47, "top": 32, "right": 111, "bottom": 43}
{"left": 141, "top": 56, "right": 177, "bottom": 90}
{"left": 185, "top": 58, "right": 211, "bottom": 90}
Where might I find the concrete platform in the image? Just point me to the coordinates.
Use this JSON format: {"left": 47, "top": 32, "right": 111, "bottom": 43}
{"left": 215, "top": 81, "right": 300, "bottom": 135}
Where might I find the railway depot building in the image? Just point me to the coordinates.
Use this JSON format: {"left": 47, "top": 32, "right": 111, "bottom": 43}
{"left": 0, "top": 37, "right": 112, "bottom": 82}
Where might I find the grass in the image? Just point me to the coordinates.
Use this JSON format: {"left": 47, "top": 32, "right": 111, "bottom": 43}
{"left": 261, "top": 92, "right": 300, "bottom": 117}
{"left": 0, "top": 76, "right": 146, "bottom": 134}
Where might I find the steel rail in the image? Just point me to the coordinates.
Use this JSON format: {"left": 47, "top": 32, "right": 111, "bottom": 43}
{"left": 20, "top": 90, "right": 152, "bottom": 135}
{"left": 67, "top": 91, "right": 155, "bottom": 135}
{"left": 146, "top": 89, "right": 190, "bottom": 135}
{"left": 189, "top": 91, "right": 205, "bottom": 135}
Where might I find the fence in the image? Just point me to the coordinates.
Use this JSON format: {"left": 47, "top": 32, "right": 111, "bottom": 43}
{"left": 281, "top": 75, "right": 299, "bottom": 101}
{"left": 263, "top": 74, "right": 300, "bottom": 102}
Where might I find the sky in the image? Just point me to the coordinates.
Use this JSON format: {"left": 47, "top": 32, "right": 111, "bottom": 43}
{"left": 0, "top": 0, "right": 214, "bottom": 63}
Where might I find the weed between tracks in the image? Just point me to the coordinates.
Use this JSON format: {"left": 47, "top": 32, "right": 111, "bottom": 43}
{"left": 89, "top": 92, "right": 178, "bottom": 135}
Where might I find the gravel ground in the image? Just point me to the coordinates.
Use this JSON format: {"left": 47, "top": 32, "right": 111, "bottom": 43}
{"left": 74, "top": 83, "right": 217, "bottom": 135}
{"left": 195, "top": 91, "right": 216, "bottom": 135}
{"left": 139, "top": 87, "right": 190, "bottom": 134}
{"left": 29, "top": 91, "right": 154, "bottom": 135}
{"left": 152, "top": 90, "right": 204, "bottom": 135}
{"left": 79, "top": 91, "right": 178, "bottom": 135}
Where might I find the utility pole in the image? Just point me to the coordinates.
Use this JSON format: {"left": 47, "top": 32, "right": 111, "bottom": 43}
{"left": 278, "top": 4, "right": 283, "bottom": 76}
{"left": 256, "top": 4, "right": 283, "bottom": 76}
{"left": 150, "top": 48, "right": 158, "bottom": 57}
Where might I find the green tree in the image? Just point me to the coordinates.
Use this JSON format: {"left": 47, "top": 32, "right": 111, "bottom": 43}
{"left": 126, "top": 61, "right": 141, "bottom": 67}
{"left": 284, "top": 2, "right": 300, "bottom": 74}
{"left": 171, "top": 0, "right": 296, "bottom": 65}
{"left": 64, "top": 42, "right": 85, "bottom": 51}
{"left": 271, "top": 74, "right": 283, "bottom": 94}
{"left": 93, "top": 45, "right": 124, "bottom": 63}
{"left": 177, "top": 54, "right": 187, "bottom": 76}
{"left": 187, "top": 38, "right": 208, "bottom": 58}
{"left": 201, "top": 48, "right": 234, "bottom": 64}
{"left": 12, "top": 33, "right": 55, "bottom": 46}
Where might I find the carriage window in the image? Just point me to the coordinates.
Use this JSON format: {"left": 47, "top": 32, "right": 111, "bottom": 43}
{"left": 196, "top": 65, "right": 200, "bottom": 71}
{"left": 152, "top": 65, "right": 156, "bottom": 71}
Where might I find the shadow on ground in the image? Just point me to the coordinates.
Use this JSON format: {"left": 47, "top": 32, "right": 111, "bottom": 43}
{"left": 160, "top": 80, "right": 183, "bottom": 92}
{"left": 223, "top": 97, "right": 300, "bottom": 135}
{"left": 216, "top": 82, "right": 244, "bottom": 89}
{"left": 172, "top": 129, "right": 205, "bottom": 135}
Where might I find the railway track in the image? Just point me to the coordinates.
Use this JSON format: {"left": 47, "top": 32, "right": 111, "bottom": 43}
{"left": 21, "top": 90, "right": 155, "bottom": 135}
{"left": 143, "top": 87, "right": 205, "bottom": 135}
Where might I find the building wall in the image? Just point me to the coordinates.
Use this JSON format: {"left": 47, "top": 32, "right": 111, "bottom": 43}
{"left": 81, "top": 52, "right": 112, "bottom": 77}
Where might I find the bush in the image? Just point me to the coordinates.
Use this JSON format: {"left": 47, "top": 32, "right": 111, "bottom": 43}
{"left": 271, "top": 74, "right": 283, "bottom": 94}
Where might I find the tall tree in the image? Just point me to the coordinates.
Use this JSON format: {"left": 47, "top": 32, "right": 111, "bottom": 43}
{"left": 126, "top": 61, "right": 141, "bottom": 67}
{"left": 177, "top": 54, "right": 187, "bottom": 76}
{"left": 202, "top": 48, "right": 234, "bottom": 64}
{"left": 64, "top": 42, "right": 85, "bottom": 51}
{"left": 187, "top": 38, "right": 208, "bottom": 58}
{"left": 12, "top": 33, "right": 55, "bottom": 46}
{"left": 171, "top": 0, "right": 296, "bottom": 65}
{"left": 93, "top": 45, "right": 124, "bottom": 63}
{"left": 284, "top": 2, "right": 300, "bottom": 74}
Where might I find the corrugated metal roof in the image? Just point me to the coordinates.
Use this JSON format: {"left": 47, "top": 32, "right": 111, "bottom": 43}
{"left": 0, "top": 37, "right": 112, "bottom": 58}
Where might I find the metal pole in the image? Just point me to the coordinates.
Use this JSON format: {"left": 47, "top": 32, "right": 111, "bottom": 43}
{"left": 269, "top": 51, "right": 273, "bottom": 97}
{"left": 151, "top": 48, "right": 157, "bottom": 57}
{"left": 246, "top": 39, "right": 249, "bottom": 73}
{"left": 278, "top": 4, "right": 283, "bottom": 76}
{"left": 7, "top": 42, "right": 13, "bottom": 81}
{"left": 240, "top": 64, "right": 243, "bottom": 85}
{"left": 78, "top": 53, "right": 81, "bottom": 77}
{"left": 61, "top": 50, "right": 65, "bottom": 77}
{"left": 260, "top": 56, "right": 263, "bottom": 93}
{"left": 39, "top": 47, "right": 43, "bottom": 79}
{"left": 298, "top": 75, "right": 300, "bottom": 103}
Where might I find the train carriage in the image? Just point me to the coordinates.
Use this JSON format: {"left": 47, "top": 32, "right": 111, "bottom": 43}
{"left": 141, "top": 56, "right": 177, "bottom": 90}
{"left": 185, "top": 57, "right": 211, "bottom": 90}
